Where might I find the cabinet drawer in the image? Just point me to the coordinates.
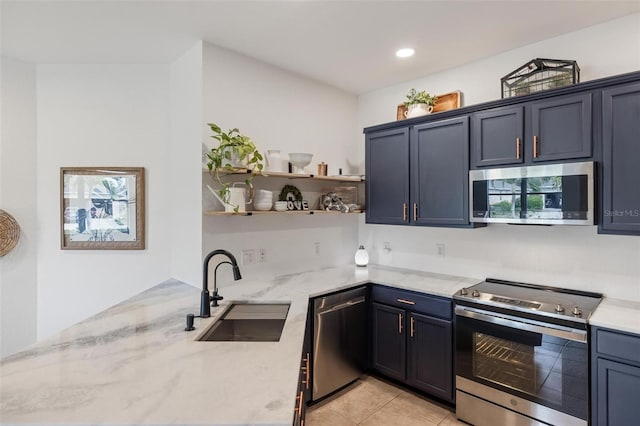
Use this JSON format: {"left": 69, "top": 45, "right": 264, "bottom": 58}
{"left": 595, "top": 328, "right": 640, "bottom": 364}
{"left": 371, "top": 285, "right": 452, "bottom": 319}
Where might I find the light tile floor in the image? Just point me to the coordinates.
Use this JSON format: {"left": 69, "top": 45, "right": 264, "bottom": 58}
{"left": 306, "top": 375, "right": 466, "bottom": 426}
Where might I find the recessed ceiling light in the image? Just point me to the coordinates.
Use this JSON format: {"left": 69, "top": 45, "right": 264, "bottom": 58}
{"left": 396, "top": 48, "right": 415, "bottom": 58}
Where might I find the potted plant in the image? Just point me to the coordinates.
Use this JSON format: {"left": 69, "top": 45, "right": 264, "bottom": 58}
{"left": 403, "top": 88, "right": 438, "bottom": 118}
{"left": 204, "top": 123, "right": 264, "bottom": 211}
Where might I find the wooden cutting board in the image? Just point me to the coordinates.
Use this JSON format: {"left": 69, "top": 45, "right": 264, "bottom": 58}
{"left": 396, "top": 90, "right": 461, "bottom": 120}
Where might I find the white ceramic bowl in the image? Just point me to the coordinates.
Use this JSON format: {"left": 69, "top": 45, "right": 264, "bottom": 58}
{"left": 288, "top": 153, "right": 313, "bottom": 173}
{"left": 274, "top": 201, "right": 288, "bottom": 212}
{"left": 254, "top": 201, "right": 273, "bottom": 211}
{"left": 256, "top": 189, "right": 273, "bottom": 198}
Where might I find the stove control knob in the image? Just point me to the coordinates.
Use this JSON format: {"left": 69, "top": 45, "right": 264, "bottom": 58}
{"left": 472, "top": 290, "right": 480, "bottom": 298}
{"left": 460, "top": 288, "right": 468, "bottom": 296}
{"left": 555, "top": 304, "right": 565, "bottom": 313}
{"left": 572, "top": 306, "right": 583, "bottom": 317}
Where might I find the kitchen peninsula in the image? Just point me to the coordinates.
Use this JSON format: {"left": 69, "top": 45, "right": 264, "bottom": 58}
{"left": 0, "top": 265, "right": 478, "bottom": 425}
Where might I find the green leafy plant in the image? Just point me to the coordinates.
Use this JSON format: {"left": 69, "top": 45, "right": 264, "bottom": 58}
{"left": 205, "top": 123, "right": 264, "bottom": 211}
{"left": 404, "top": 88, "right": 437, "bottom": 107}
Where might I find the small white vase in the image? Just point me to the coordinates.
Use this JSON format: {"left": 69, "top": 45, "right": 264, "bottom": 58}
{"left": 354, "top": 245, "right": 369, "bottom": 267}
{"left": 404, "top": 103, "right": 434, "bottom": 119}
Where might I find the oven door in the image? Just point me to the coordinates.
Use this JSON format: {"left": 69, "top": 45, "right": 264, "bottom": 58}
{"left": 455, "top": 305, "right": 588, "bottom": 423}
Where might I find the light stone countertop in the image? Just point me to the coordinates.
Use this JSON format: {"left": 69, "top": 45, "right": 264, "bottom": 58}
{"left": 0, "top": 264, "right": 480, "bottom": 426}
{"left": 589, "top": 297, "right": 640, "bottom": 336}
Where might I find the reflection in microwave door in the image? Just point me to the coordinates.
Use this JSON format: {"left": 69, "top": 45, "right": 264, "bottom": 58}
{"left": 544, "top": 193, "right": 562, "bottom": 209}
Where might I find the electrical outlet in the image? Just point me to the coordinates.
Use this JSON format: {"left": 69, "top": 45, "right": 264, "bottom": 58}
{"left": 383, "top": 241, "right": 391, "bottom": 252}
{"left": 314, "top": 242, "right": 321, "bottom": 256}
{"left": 436, "top": 243, "right": 445, "bottom": 258}
{"left": 241, "top": 249, "right": 256, "bottom": 265}
{"left": 258, "top": 248, "right": 266, "bottom": 263}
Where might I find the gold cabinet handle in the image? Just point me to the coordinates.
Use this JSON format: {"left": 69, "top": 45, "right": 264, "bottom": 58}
{"left": 398, "top": 313, "right": 403, "bottom": 334}
{"left": 410, "top": 316, "right": 415, "bottom": 337}
{"left": 397, "top": 298, "right": 415, "bottom": 305}
{"left": 301, "top": 352, "right": 310, "bottom": 389}
{"left": 533, "top": 135, "right": 538, "bottom": 158}
{"left": 413, "top": 203, "right": 418, "bottom": 221}
{"left": 295, "top": 390, "right": 303, "bottom": 417}
{"left": 516, "top": 137, "right": 521, "bottom": 160}
{"left": 403, "top": 203, "right": 408, "bottom": 222}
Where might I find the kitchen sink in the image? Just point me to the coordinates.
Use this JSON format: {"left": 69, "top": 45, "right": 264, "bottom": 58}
{"left": 197, "top": 302, "right": 290, "bottom": 342}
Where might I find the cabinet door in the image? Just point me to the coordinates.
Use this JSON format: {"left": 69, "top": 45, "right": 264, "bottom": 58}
{"left": 371, "top": 302, "right": 406, "bottom": 381}
{"left": 595, "top": 358, "right": 640, "bottom": 426}
{"left": 407, "top": 312, "right": 453, "bottom": 402}
{"left": 472, "top": 105, "right": 524, "bottom": 167}
{"left": 530, "top": 93, "right": 592, "bottom": 162}
{"left": 600, "top": 82, "right": 640, "bottom": 235}
{"left": 411, "top": 116, "right": 470, "bottom": 226}
{"left": 365, "top": 128, "right": 410, "bottom": 224}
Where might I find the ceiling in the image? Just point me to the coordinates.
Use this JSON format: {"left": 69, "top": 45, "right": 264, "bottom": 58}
{"left": 2, "top": 1, "right": 639, "bottom": 94}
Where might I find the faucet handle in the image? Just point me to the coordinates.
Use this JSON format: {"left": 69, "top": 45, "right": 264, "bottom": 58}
{"left": 210, "top": 291, "right": 224, "bottom": 307}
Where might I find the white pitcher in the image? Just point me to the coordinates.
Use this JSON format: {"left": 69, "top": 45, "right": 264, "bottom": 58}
{"left": 207, "top": 182, "right": 252, "bottom": 212}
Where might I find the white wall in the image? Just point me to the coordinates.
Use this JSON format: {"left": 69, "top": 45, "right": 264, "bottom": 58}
{"left": 170, "top": 42, "right": 203, "bottom": 286}
{"left": 202, "top": 42, "right": 361, "bottom": 281}
{"left": 359, "top": 13, "right": 640, "bottom": 129}
{"left": 0, "top": 57, "right": 38, "bottom": 357}
{"left": 36, "top": 64, "right": 173, "bottom": 338}
{"left": 358, "top": 14, "right": 640, "bottom": 301}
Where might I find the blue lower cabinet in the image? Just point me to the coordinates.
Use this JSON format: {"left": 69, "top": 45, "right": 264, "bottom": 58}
{"left": 371, "top": 302, "right": 406, "bottom": 381}
{"left": 371, "top": 286, "right": 454, "bottom": 402}
{"left": 407, "top": 312, "right": 453, "bottom": 401}
{"left": 591, "top": 327, "right": 640, "bottom": 425}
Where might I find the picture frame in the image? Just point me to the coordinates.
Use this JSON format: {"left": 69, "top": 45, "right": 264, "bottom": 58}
{"left": 60, "top": 167, "right": 145, "bottom": 250}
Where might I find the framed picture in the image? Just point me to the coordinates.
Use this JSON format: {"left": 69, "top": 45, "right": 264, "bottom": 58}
{"left": 60, "top": 167, "right": 145, "bottom": 250}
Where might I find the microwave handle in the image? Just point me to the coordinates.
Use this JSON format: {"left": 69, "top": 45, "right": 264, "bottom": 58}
{"left": 455, "top": 305, "right": 587, "bottom": 343}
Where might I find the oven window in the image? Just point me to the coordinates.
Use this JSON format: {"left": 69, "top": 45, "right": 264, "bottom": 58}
{"left": 456, "top": 316, "right": 588, "bottom": 420}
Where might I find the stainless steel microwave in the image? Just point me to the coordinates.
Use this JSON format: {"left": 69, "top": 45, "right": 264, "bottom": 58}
{"left": 469, "top": 161, "right": 594, "bottom": 225}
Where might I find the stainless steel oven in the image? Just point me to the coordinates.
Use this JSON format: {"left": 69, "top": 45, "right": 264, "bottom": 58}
{"left": 454, "top": 279, "right": 602, "bottom": 426}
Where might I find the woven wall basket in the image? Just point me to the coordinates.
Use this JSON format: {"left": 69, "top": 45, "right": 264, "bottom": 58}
{"left": 0, "top": 209, "right": 20, "bottom": 257}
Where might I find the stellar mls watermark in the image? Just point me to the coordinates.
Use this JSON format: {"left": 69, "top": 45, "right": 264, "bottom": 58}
{"left": 604, "top": 209, "right": 640, "bottom": 217}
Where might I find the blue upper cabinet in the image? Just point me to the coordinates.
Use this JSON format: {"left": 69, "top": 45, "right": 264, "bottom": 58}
{"left": 529, "top": 92, "right": 592, "bottom": 162}
{"left": 471, "top": 105, "right": 524, "bottom": 167}
{"left": 365, "top": 127, "right": 410, "bottom": 224}
{"left": 411, "top": 117, "right": 470, "bottom": 226}
{"left": 599, "top": 82, "right": 640, "bottom": 236}
{"left": 364, "top": 70, "right": 640, "bottom": 235}
{"left": 471, "top": 92, "right": 593, "bottom": 168}
{"left": 365, "top": 116, "right": 474, "bottom": 228}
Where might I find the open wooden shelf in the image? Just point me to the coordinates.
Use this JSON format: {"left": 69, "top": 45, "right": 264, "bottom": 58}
{"left": 203, "top": 168, "right": 364, "bottom": 183}
{"left": 203, "top": 209, "right": 364, "bottom": 217}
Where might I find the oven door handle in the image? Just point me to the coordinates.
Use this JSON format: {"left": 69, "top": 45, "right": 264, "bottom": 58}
{"left": 455, "top": 305, "right": 587, "bottom": 343}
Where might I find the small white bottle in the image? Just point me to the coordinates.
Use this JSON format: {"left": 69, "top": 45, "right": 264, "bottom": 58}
{"left": 354, "top": 245, "right": 369, "bottom": 267}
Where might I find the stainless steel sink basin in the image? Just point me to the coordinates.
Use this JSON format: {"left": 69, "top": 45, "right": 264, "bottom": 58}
{"left": 198, "top": 303, "right": 290, "bottom": 342}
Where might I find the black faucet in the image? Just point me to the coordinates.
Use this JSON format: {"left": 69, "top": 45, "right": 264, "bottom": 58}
{"left": 200, "top": 249, "right": 242, "bottom": 318}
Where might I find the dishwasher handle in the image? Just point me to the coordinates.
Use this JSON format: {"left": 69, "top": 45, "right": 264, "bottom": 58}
{"left": 317, "top": 296, "right": 366, "bottom": 315}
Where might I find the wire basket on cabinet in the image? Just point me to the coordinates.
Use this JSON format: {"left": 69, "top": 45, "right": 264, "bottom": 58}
{"left": 501, "top": 58, "right": 580, "bottom": 98}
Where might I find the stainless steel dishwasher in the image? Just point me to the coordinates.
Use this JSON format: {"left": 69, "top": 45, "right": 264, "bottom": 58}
{"left": 312, "top": 286, "right": 367, "bottom": 401}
